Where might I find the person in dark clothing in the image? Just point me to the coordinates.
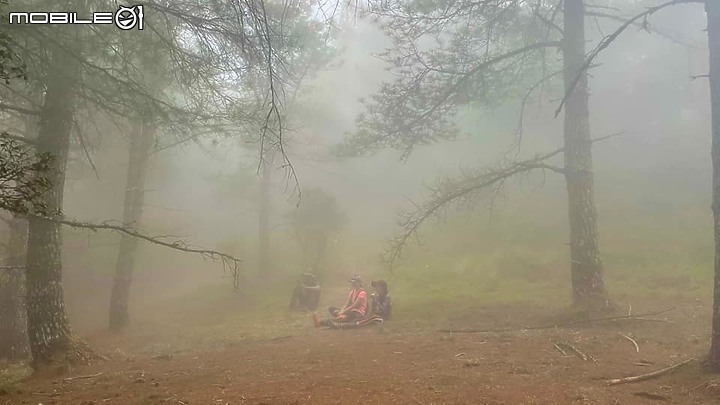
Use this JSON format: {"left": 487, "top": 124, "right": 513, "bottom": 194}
{"left": 370, "top": 280, "right": 392, "bottom": 320}
{"left": 289, "top": 272, "right": 321, "bottom": 311}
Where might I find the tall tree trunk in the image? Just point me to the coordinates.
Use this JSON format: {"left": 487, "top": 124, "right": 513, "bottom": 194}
{"left": 706, "top": 0, "right": 720, "bottom": 369}
{"left": 0, "top": 91, "right": 42, "bottom": 361}
{"left": 109, "top": 121, "right": 154, "bottom": 331}
{"left": 24, "top": 45, "right": 80, "bottom": 368}
{"left": 0, "top": 217, "right": 29, "bottom": 361}
{"left": 562, "top": 0, "right": 606, "bottom": 311}
{"left": 258, "top": 151, "right": 275, "bottom": 276}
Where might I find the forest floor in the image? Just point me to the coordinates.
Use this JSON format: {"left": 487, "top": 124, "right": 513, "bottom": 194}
{"left": 3, "top": 296, "right": 720, "bottom": 404}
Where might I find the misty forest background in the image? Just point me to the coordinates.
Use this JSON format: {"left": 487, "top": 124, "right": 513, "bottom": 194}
{"left": 1, "top": 0, "right": 720, "bottom": 373}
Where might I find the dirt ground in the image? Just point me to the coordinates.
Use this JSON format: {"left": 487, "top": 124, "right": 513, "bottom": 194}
{"left": 4, "top": 301, "right": 720, "bottom": 405}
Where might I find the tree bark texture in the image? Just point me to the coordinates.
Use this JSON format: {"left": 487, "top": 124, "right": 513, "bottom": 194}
{"left": 706, "top": 0, "right": 720, "bottom": 369}
{"left": 562, "top": 0, "right": 606, "bottom": 310}
{"left": 0, "top": 217, "right": 29, "bottom": 361}
{"left": 24, "top": 45, "right": 79, "bottom": 367}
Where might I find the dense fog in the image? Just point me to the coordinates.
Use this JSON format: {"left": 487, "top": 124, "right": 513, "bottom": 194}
{"left": 2, "top": 1, "right": 720, "bottom": 402}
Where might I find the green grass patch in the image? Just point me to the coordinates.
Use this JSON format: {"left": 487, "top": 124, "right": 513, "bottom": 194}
{"left": 130, "top": 203, "right": 714, "bottom": 346}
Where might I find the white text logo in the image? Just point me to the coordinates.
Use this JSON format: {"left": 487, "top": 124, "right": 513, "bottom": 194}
{"left": 8, "top": 5, "right": 144, "bottom": 30}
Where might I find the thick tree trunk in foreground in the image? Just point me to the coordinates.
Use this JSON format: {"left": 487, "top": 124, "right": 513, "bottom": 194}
{"left": 24, "top": 46, "right": 79, "bottom": 368}
{"left": 0, "top": 217, "right": 29, "bottom": 361}
{"left": 706, "top": 0, "right": 720, "bottom": 370}
{"left": 258, "top": 151, "right": 275, "bottom": 276}
{"left": 1, "top": 101, "right": 41, "bottom": 361}
{"left": 562, "top": 0, "right": 606, "bottom": 311}
{"left": 109, "top": 121, "right": 154, "bottom": 331}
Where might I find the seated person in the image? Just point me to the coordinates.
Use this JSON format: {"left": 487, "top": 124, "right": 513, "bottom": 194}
{"left": 313, "top": 275, "right": 367, "bottom": 328}
{"left": 370, "top": 280, "right": 392, "bottom": 320}
{"left": 289, "top": 272, "right": 321, "bottom": 311}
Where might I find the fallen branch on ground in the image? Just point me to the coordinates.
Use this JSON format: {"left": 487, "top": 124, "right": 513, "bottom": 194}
{"left": 63, "top": 372, "right": 103, "bottom": 382}
{"left": 619, "top": 333, "right": 640, "bottom": 352}
{"left": 632, "top": 317, "right": 674, "bottom": 323}
{"left": 607, "top": 358, "right": 695, "bottom": 386}
{"left": 556, "top": 342, "right": 588, "bottom": 361}
{"left": 692, "top": 380, "right": 720, "bottom": 391}
{"left": 32, "top": 392, "right": 60, "bottom": 397}
{"left": 437, "top": 307, "right": 675, "bottom": 334}
{"left": 554, "top": 343, "right": 568, "bottom": 357}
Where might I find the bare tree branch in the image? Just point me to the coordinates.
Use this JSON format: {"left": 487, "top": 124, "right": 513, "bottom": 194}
{"left": 383, "top": 133, "right": 622, "bottom": 271}
{"left": 517, "top": 162, "right": 566, "bottom": 174}
{"left": 586, "top": 3, "right": 621, "bottom": 12}
{"left": 555, "top": 0, "right": 704, "bottom": 118}
{"left": 534, "top": 10, "right": 563, "bottom": 35}
{"left": 72, "top": 118, "right": 100, "bottom": 180}
{"left": 51, "top": 217, "right": 241, "bottom": 263}
{"left": 28, "top": 215, "right": 243, "bottom": 282}
{"left": 512, "top": 68, "right": 564, "bottom": 154}
{"left": 512, "top": 62, "right": 603, "bottom": 155}
{"left": 586, "top": 10, "right": 701, "bottom": 48}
